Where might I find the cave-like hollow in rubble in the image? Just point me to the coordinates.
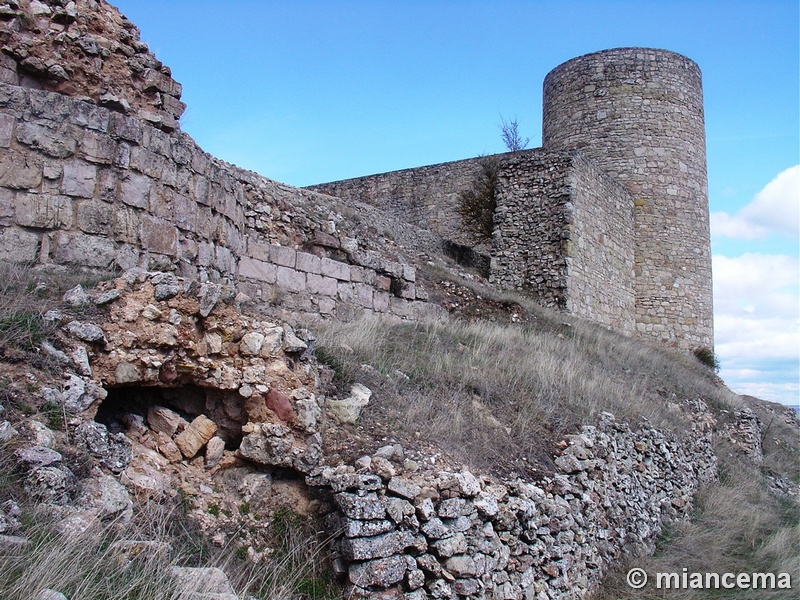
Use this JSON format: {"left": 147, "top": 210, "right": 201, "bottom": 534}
{"left": 94, "top": 383, "right": 247, "bottom": 450}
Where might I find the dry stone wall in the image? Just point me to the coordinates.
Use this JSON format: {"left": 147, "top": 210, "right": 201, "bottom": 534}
{"left": 309, "top": 410, "right": 718, "bottom": 599}
{"left": 0, "top": 82, "right": 438, "bottom": 323}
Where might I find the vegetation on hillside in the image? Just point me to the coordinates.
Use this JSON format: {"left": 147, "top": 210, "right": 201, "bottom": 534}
{"left": 0, "top": 262, "right": 796, "bottom": 599}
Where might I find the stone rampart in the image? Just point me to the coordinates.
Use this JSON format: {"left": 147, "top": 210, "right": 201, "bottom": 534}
{"left": 491, "top": 151, "right": 636, "bottom": 334}
{"left": 0, "top": 82, "right": 436, "bottom": 323}
{"left": 308, "top": 150, "right": 530, "bottom": 250}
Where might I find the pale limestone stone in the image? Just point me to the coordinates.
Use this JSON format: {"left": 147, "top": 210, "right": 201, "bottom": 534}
{"left": 174, "top": 415, "right": 217, "bottom": 459}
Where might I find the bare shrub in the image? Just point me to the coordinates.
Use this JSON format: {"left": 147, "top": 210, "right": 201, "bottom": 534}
{"left": 499, "top": 115, "right": 530, "bottom": 152}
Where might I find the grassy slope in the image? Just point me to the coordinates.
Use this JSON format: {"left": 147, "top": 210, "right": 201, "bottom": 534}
{"left": 0, "top": 263, "right": 796, "bottom": 598}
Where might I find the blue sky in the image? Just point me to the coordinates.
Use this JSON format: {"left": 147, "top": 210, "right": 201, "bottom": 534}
{"left": 113, "top": 0, "right": 799, "bottom": 406}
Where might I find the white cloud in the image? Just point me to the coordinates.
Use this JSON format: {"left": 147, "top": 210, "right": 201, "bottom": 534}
{"left": 713, "top": 253, "right": 799, "bottom": 407}
{"left": 711, "top": 165, "right": 800, "bottom": 240}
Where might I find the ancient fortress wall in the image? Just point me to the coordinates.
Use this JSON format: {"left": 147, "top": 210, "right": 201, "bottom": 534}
{"left": 492, "top": 151, "right": 636, "bottom": 333}
{"left": 0, "top": 83, "right": 434, "bottom": 323}
{"left": 309, "top": 151, "right": 527, "bottom": 249}
{"left": 310, "top": 48, "right": 714, "bottom": 350}
{"left": 543, "top": 48, "right": 713, "bottom": 349}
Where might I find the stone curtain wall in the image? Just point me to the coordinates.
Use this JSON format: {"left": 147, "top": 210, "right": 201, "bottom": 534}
{"left": 542, "top": 48, "right": 713, "bottom": 349}
{"left": 0, "top": 0, "right": 185, "bottom": 132}
{"left": 490, "top": 150, "right": 573, "bottom": 310}
{"left": 307, "top": 150, "right": 530, "bottom": 249}
{"left": 0, "top": 83, "right": 435, "bottom": 322}
{"left": 490, "top": 151, "right": 636, "bottom": 333}
{"left": 311, "top": 410, "right": 718, "bottom": 598}
{"left": 565, "top": 154, "right": 636, "bottom": 333}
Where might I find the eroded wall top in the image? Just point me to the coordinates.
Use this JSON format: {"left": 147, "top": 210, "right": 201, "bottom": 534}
{"left": 0, "top": 0, "right": 185, "bottom": 131}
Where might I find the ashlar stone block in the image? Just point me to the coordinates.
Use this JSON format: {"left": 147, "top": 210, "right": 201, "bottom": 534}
{"left": 321, "top": 257, "right": 350, "bottom": 281}
{"left": 276, "top": 266, "right": 305, "bottom": 293}
{"left": 61, "top": 161, "right": 97, "bottom": 198}
{"left": 238, "top": 257, "right": 277, "bottom": 283}
{"left": 140, "top": 215, "right": 178, "bottom": 256}
{"left": 15, "top": 193, "right": 72, "bottom": 229}
{"left": 120, "top": 173, "right": 151, "bottom": 209}
{"left": 0, "top": 227, "right": 39, "bottom": 262}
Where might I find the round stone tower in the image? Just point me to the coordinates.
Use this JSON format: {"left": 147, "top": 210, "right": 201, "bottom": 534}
{"left": 542, "top": 47, "right": 713, "bottom": 349}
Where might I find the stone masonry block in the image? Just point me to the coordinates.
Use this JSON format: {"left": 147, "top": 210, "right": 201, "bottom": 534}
{"left": 0, "top": 150, "right": 42, "bottom": 190}
{"left": 140, "top": 215, "right": 178, "bottom": 256}
{"left": 307, "top": 273, "right": 338, "bottom": 297}
{"left": 270, "top": 245, "right": 296, "bottom": 268}
{"left": 322, "top": 257, "right": 350, "bottom": 281}
{"left": 375, "top": 275, "right": 392, "bottom": 292}
{"left": 0, "top": 114, "right": 13, "bottom": 147}
{"left": 16, "top": 122, "right": 77, "bottom": 158}
{"left": 130, "top": 146, "right": 163, "bottom": 179}
{"left": 0, "top": 227, "right": 39, "bottom": 262}
{"left": 337, "top": 282, "right": 355, "bottom": 303}
{"left": 121, "top": 173, "right": 152, "bottom": 209}
{"left": 108, "top": 112, "right": 144, "bottom": 144}
{"left": 373, "top": 291, "right": 390, "bottom": 313}
{"left": 246, "top": 239, "right": 271, "bottom": 262}
{"left": 318, "top": 296, "right": 336, "bottom": 315}
{"left": 52, "top": 231, "right": 116, "bottom": 268}
{"left": 238, "top": 257, "right": 277, "bottom": 283}
{"left": 402, "top": 264, "right": 416, "bottom": 283}
{"left": 350, "top": 266, "right": 376, "bottom": 285}
{"left": 81, "top": 130, "right": 117, "bottom": 164}
{"left": 77, "top": 200, "right": 113, "bottom": 234}
{"left": 355, "top": 283, "right": 374, "bottom": 309}
{"left": 296, "top": 251, "right": 321, "bottom": 274}
{"left": 276, "top": 267, "right": 305, "bottom": 293}
{"left": 399, "top": 283, "right": 416, "bottom": 300}
{"left": 15, "top": 193, "right": 72, "bottom": 229}
{"left": 61, "top": 161, "right": 97, "bottom": 198}
{"left": 111, "top": 207, "right": 140, "bottom": 244}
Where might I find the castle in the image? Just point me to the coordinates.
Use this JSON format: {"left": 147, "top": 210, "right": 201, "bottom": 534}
{"left": 0, "top": 0, "right": 713, "bottom": 350}
{"left": 310, "top": 48, "right": 714, "bottom": 350}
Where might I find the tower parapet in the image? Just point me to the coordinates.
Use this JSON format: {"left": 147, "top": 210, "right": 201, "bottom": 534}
{"left": 543, "top": 48, "right": 713, "bottom": 349}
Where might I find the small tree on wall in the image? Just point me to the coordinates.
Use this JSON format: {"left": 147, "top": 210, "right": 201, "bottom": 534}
{"left": 458, "top": 156, "right": 499, "bottom": 242}
{"left": 499, "top": 115, "right": 530, "bottom": 152}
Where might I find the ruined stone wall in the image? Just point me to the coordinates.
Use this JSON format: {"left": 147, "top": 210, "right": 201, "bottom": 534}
{"left": 310, "top": 409, "right": 718, "bottom": 599}
{"left": 0, "top": 82, "right": 437, "bottom": 323}
{"left": 0, "top": 0, "right": 185, "bottom": 131}
{"left": 307, "top": 150, "right": 529, "bottom": 249}
{"left": 543, "top": 48, "right": 713, "bottom": 349}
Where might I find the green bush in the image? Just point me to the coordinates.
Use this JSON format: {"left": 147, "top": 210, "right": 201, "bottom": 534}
{"left": 693, "top": 346, "right": 720, "bottom": 373}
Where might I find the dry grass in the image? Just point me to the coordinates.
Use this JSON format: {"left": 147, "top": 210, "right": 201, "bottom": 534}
{"left": 0, "top": 443, "right": 338, "bottom": 600}
{"left": 596, "top": 447, "right": 800, "bottom": 599}
{"left": 314, "top": 311, "right": 738, "bottom": 475}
